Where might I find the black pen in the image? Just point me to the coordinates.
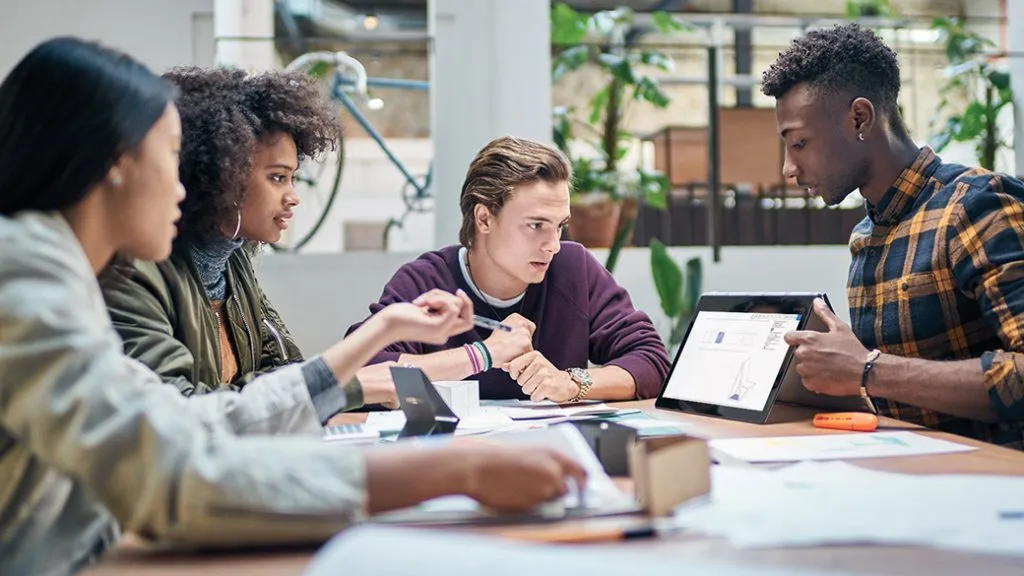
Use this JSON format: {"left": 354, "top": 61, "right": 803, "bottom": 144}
{"left": 473, "top": 315, "right": 512, "bottom": 332}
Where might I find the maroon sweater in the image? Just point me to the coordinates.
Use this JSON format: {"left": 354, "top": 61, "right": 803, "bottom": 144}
{"left": 346, "top": 242, "right": 669, "bottom": 399}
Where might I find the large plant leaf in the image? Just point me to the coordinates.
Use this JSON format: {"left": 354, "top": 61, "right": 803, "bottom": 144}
{"left": 571, "top": 156, "right": 601, "bottom": 194}
{"left": 588, "top": 86, "right": 610, "bottom": 125}
{"left": 604, "top": 217, "right": 634, "bottom": 273}
{"left": 639, "top": 169, "right": 668, "bottom": 210}
{"left": 552, "top": 106, "right": 573, "bottom": 153}
{"left": 637, "top": 50, "right": 674, "bottom": 72}
{"left": 551, "top": 3, "right": 588, "bottom": 45}
{"left": 591, "top": 7, "right": 634, "bottom": 35}
{"left": 614, "top": 140, "right": 631, "bottom": 161}
{"left": 928, "top": 120, "right": 955, "bottom": 152}
{"left": 934, "top": 16, "right": 993, "bottom": 64}
{"left": 649, "top": 238, "right": 683, "bottom": 318}
{"left": 681, "top": 257, "right": 703, "bottom": 315}
{"left": 651, "top": 11, "right": 686, "bottom": 34}
{"left": 988, "top": 70, "right": 1011, "bottom": 92}
{"left": 988, "top": 70, "right": 1013, "bottom": 105}
{"left": 667, "top": 257, "right": 703, "bottom": 348}
{"left": 846, "top": 0, "right": 892, "bottom": 18}
{"left": 597, "top": 53, "right": 636, "bottom": 84}
{"left": 308, "top": 61, "right": 331, "bottom": 80}
{"left": 669, "top": 312, "right": 690, "bottom": 349}
{"left": 957, "top": 101, "right": 987, "bottom": 141}
{"left": 634, "top": 76, "right": 670, "bottom": 107}
{"left": 552, "top": 45, "right": 591, "bottom": 82}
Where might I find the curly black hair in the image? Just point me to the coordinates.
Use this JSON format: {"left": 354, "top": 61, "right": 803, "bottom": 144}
{"left": 761, "top": 23, "right": 902, "bottom": 127}
{"left": 163, "top": 66, "right": 341, "bottom": 246}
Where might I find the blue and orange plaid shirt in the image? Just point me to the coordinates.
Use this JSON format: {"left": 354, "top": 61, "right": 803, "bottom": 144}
{"left": 848, "top": 146, "right": 1024, "bottom": 449}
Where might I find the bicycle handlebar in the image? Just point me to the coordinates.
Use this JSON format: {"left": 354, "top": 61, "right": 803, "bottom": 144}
{"left": 285, "top": 51, "right": 369, "bottom": 99}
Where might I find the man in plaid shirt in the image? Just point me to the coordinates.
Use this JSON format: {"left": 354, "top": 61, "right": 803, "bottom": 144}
{"left": 761, "top": 23, "right": 1024, "bottom": 448}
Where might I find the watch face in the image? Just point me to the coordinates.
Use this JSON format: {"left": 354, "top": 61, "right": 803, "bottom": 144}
{"left": 568, "top": 367, "right": 591, "bottom": 385}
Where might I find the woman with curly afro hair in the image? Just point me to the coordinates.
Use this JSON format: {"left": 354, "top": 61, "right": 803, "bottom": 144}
{"left": 99, "top": 66, "right": 445, "bottom": 417}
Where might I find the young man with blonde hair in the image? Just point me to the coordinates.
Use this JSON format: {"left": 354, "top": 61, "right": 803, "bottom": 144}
{"left": 348, "top": 136, "right": 669, "bottom": 402}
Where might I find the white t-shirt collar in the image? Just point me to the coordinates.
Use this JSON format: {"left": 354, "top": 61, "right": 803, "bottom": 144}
{"left": 458, "top": 246, "right": 525, "bottom": 309}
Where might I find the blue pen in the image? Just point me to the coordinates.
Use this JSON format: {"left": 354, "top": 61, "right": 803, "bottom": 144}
{"left": 473, "top": 315, "right": 512, "bottom": 332}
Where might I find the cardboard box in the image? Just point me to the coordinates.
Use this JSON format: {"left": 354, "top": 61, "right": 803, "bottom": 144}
{"left": 432, "top": 380, "right": 479, "bottom": 417}
{"left": 572, "top": 420, "right": 710, "bottom": 516}
{"left": 629, "top": 435, "right": 711, "bottom": 516}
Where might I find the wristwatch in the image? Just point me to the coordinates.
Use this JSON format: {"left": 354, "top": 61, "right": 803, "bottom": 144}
{"left": 566, "top": 367, "right": 593, "bottom": 402}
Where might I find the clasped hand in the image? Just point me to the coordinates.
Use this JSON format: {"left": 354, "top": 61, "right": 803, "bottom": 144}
{"left": 476, "top": 314, "right": 577, "bottom": 402}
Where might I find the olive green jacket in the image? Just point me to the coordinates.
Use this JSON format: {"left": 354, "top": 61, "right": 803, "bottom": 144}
{"left": 98, "top": 244, "right": 309, "bottom": 395}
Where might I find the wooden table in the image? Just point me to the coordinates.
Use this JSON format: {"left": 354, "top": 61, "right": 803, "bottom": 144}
{"left": 86, "top": 400, "right": 1024, "bottom": 575}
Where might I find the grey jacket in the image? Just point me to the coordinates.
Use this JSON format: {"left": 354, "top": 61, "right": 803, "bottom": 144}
{"left": 0, "top": 212, "right": 367, "bottom": 576}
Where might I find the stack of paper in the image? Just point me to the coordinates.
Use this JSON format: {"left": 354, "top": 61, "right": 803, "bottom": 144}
{"left": 363, "top": 400, "right": 634, "bottom": 436}
{"left": 671, "top": 460, "right": 1024, "bottom": 557}
{"left": 481, "top": 399, "right": 626, "bottom": 420}
{"left": 611, "top": 413, "right": 691, "bottom": 436}
{"left": 364, "top": 409, "right": 516, "bottom": 437}
{"left": 370, "top": 424, "right": 640, "bottom": 525}
{"left": 709, "top": 431, "right": 975, "bottom": 463}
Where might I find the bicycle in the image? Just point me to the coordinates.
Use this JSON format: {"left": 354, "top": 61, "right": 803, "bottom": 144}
{"left": 272, "top": 51, "right": 433, "bottom": 252}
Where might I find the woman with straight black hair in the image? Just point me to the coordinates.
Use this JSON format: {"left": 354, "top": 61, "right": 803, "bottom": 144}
{"left": 0, "top": 37, "right": 586, "bottom": 575}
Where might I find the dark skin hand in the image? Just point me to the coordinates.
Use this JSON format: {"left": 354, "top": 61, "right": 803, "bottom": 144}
{"left": 784, "top": 299, "right": 997, "bottom": 423}
{"left": 783, "top": 299, "right": 871, "bottom": 396}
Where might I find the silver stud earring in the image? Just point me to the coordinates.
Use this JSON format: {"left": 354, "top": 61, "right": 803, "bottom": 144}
{"left": 110, "top": 174, "right": 122, "bottom": 186}
{"left": 858, "top": 133, "right": 865, "bottom": 141}
{"left": 231, "top": 205, "right": 242, "bottom": 240}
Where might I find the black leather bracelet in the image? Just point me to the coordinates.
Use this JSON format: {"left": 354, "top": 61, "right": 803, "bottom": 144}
{"left": 861, "top": 349, "right": 881, "bottom": 399}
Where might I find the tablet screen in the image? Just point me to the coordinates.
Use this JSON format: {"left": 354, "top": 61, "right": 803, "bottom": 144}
{"left": 660, "top": 310, "right": 801, "bottom": 412}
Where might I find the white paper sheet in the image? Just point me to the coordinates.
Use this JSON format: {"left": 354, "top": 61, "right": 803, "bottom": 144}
{"left": 671, "top": 461, "right": 1024, "bottom": 557}
{"left": 364, "top": 408, "right": 516, "bottom": 436}
{"left": 613, "top": 416, "right": 689, "bottom": 433}
{"left": 489, "top": 403, "right": 624, "bottom": 420}
{"left": 370, "top": 424, "right": 639, "bottom": 525}
{"left": 709, "top": 431, "right": 975, "bottom": 463}
{"left": 305, "top": 525, "right": 865, "bottom": 576}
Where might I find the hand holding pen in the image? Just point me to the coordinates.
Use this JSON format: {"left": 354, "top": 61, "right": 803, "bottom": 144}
{"left": 473, "top": 315, "right": 512, "bottom": 332}
{"left": 480, "top": 313, "right": 536, "bottom": 367}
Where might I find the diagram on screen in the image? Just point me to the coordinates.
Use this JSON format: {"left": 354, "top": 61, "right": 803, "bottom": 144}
{"left": 702, "top": 329, "right": 756, "bottom": 346}
{"left": 727, "top": 357, "right": 758, "bottom": 401}
{"left": 662, "top": 310, "right": 803, "bottom": 413}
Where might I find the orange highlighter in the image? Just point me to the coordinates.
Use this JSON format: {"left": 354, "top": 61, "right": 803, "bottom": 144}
{"left": 499, "top": 525, "right": 657, "bottom": 544}
{"left": 813, "top": 412, "right": 879, "bottom": 432}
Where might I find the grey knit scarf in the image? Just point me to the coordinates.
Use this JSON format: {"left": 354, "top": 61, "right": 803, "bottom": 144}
{"left": 190, "top": 236, "right": 243, "bottom": 301}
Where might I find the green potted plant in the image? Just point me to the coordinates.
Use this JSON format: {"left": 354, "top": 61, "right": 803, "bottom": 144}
{"left": 845, "top": 0, "right": 893, "bottom": 18}
{"left": 649, "top": 238, "right": 702, "bottom": 352}
{"left": 928, "top": 17, "right": 1013, "bottom": 171}
{"left": 551, "top": 3, "right": 680, "bottom": 262}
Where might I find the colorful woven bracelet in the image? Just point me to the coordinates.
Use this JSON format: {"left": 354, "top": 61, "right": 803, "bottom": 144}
{"left": 463, "top": 343, "right": 480, "bottom": 374}
{"left": 472, "top": 341, "right": 493, "bottom": 372}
